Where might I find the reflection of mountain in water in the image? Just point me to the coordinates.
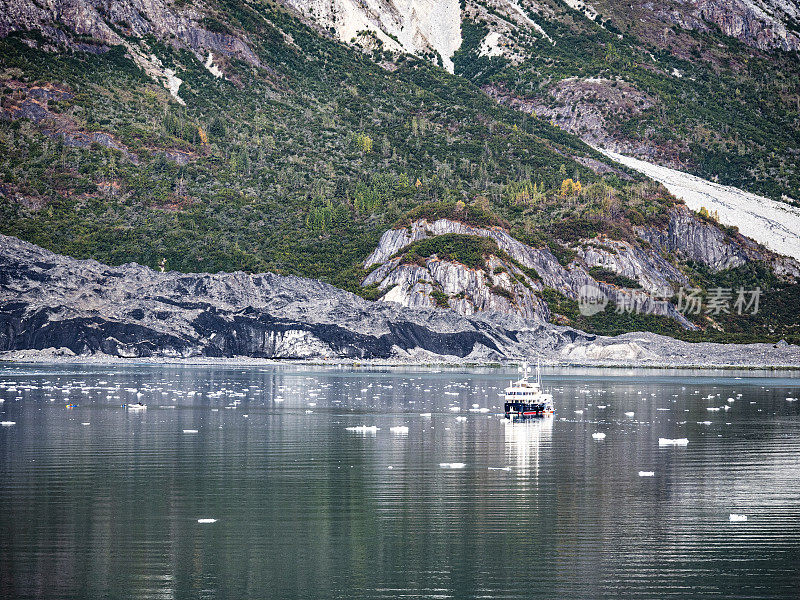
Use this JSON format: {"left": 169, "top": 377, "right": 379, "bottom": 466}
{"left": 504, "top": 417, "right": 553, "bottom": 477}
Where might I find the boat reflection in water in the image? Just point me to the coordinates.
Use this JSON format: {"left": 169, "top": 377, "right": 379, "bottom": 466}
{"left": 504, "top": 415, "right": 553, "bottom": 475}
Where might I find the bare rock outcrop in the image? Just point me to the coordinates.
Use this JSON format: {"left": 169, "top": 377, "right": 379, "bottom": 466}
{"left": 363, "top": 218, "right": 694, "bottom": 327}
{"left": 3, "top": 234, "right": 800, "bottom": 366}
{"left": 0, "top": 0, "right": 260, "bottom": 75}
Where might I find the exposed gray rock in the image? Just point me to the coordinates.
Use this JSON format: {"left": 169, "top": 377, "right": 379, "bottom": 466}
{"left": 483, "top": 78, "right": 663, "bottom": 161}
{"left": 364, "top": 254, "right": 549, "bottom": 321}
{"left": 654, "top": 0, "right": 800, "bottom": 53}
{"left": 0, "top": 234, "right": 590, "bottom": 360}
{"left": 637, "top": 206, "right": 750, "bottom": 271}
{"left": 3, "top": 234, "right": 800, "bottom": 366}
{"left": 364, "top": 218, "right": 694, "bottom": 327}
{"left": 0, "top": 0, "right": 261, "bottom": 68}
{"left": 575, "top": 237, "right": 688, "bottom": 296}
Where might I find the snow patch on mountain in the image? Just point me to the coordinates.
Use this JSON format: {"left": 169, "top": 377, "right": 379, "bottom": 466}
{"left": 598, "top": 148, "right": 800, "bottom": 261}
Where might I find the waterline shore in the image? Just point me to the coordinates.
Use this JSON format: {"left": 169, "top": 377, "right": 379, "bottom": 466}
{"left": 3, "top": 348, "right": 799, "bottom": 370}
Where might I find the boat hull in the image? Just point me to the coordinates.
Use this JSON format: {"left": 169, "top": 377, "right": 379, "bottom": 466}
{"left": 504, "top": 401, "right": 552, "bottom": 418}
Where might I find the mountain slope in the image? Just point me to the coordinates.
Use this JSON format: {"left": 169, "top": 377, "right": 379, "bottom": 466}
{"left": 0, "top": 0, "right": 798, "bottom": 344}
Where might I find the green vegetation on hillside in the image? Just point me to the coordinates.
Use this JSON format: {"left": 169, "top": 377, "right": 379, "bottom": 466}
{"left": 0, "top": 0, "right": 797, "bottom": 345}
{"left": 454, "top": 5, "right": 800, "bottom": 202}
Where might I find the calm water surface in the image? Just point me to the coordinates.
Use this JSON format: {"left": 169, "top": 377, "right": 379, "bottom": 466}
{"left": 1, "top": 364, "right": 799, "bottom": 599}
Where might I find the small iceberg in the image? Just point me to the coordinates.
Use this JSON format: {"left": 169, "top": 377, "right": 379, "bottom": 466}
{"left": 729, "top": 514, "right": 748, "bottom": 522}
{"left": 707, "top": 407, "right": 720, "bottom": 412}
{"left": 638, "top": 471, "right": 655, "bottom": 477}
{"left": 624, "top": 412, "right": 635, "bottom": 417}
{"left": 455, "top": 416, "right": 467, "bottom": 422}
{"left": 390, "top": 426, "right": 409, "bottom": 434}
{"left": 1, "top": 421, "right": 16, "bottom": 426}
{"left": 183, "top": 429, "right": 199, "bottom": 434}
{"left": 659, "top": 438, "right": 689, "bottom": 446}
{"left": 346, "top": 425, "right": 379, "bottom": 433}
{"left": 591, "top": 432, "right": 606, "bottom": 440}
{"left": 197, "top": 518, "right": 217, "bottom": 524}
{"left": 420, "top": 412, "right": 432, "bottom": 417}
{"left": 439, "top": 462, "right": 466, "bottom": 469}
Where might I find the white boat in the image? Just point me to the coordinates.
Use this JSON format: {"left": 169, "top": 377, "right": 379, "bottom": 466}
{"left": 503, "top": 361, "right": 553, "bottom": 419}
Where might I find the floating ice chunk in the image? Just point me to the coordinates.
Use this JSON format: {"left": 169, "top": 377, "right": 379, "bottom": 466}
{"left": 455, "top": 416, "right": 467, "bottom": 422}
{"left": 787, "top": 397, "right": 798, "bottom": 402}
{"left": 305, "top": 410, "right": 313, "bottom": 414}
{"left": 390, "top": 426, "right": 409, "bottom": 434}
{"left": 698, "top": 421, "right": 713, "bottom": 425}
{"left": 439, "top": 462, "right": 466, "bottom": 469}
{"left": 488, "top": 467, "right": 511, "bottom": 471}
{"left": 624, "top": 412, "right": 635, "bottom": 417}
{"left": 81, "top": 422, "right": 90, "bottom": 426}
{"left": 729, "top": 514, "right": 748, "bottom": 522}
{"left": 1, "top": 421, "right": 16, "bottom": 426}
{"left": 724, "top": 405, "right": 731, "bottom": 411}
{"left": 346, "top": 425, "right": 379, "bottom": 432}
{"left": 183, "top": 429, "right": 199, "bottom": 434}
{"left": 638, "top": 471, "right": 655, "bottom": 477}
{"left": 420, "top": 413, "right": 432, "bottom": 417}
{"left": 591, "top": 432, "right": 606, "bottom": 440}
{"left": 707, "top": 407, "right": 720, "bottom": 411}
{"left": 449, "top": 407, "right": 461, "bottom": 412}
{"left": 574, "top": 410, "right": 584, "bottom": 414}
{"left": 597, "top": 405, "right": 607, "bottom": 409}
{"left": 659, "top": 438, "right": 689, "bottom": 446}
{"left": 472, "top": 404, "right": 480, "bottom": 408}
{"left": 387, "top": 465, "right": 394, "bottom": 469}
{"left": 197, "top": 518, "right": 217, "bottom": 524}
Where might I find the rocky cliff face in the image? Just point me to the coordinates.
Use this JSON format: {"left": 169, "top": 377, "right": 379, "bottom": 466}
{"left": 0, "top": 0, "right": 259, "bottom": 100}
{"left": 362, "top": 209, "right": 798, "bottom": 328}
{"left": 362, "top": 217, "right": 696, "bottom": 328}
{"left": 3, "top": 234, "right": 799, "bottom": 366}
{"left": 281, "top": 0, "right": 463, "bottom": 71}
{"left": 0, "top": 234, "right": 591, "bottom": 360}
{"left": 658, "top": 0, "right": 800, "bottom": 53}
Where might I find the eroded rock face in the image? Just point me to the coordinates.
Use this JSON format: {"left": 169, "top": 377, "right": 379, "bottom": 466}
{"left": 364, "top": 254, "right": 550, "bottom": 321}
{"left": 363, "top": 218, "right": 694, "bottom": 327}
{"left": 660, "top": 0, "right": 800, "bottom": 53}
{"left": 0, "top": 0, "right": 260, "bottom": 70}
{"left": 282, "top": 0, "right": 463, "bottom": 72}
{"left": 3, "top": 234, "right": 800, "bottom": 366}
{"left": 0, "top": 234, "right": 593, "bottom": 359}
{"left": 483, "top": 79, "right": 663, "bottom": 161}
{"left": 637, "top": 206, "right": 750, "bottom": 271}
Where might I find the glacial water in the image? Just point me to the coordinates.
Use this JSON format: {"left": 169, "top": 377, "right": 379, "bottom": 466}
{"left": 1, "top": 364, "right": 799, "bottom": 599}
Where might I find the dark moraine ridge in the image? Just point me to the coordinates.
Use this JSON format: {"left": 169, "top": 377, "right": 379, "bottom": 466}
{"left": 3, "top": 234, "right": 800, "bottom": 366}
{"left": 0, "top": 234, "right": 591, "bottom": 360}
